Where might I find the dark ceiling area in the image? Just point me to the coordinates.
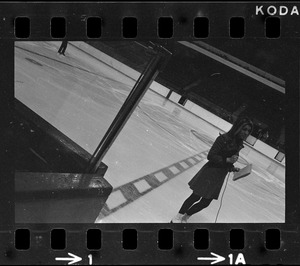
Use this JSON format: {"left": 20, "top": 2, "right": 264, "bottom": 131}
{"left": 196, "top": 38, "right": 296, "bottom": 81}
{"left": 155, "top": 39, "right": 286, "bottom": 119}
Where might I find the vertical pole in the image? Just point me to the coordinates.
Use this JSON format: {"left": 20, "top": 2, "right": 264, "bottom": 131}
{"left": 86, "top": 45, "right": 171, "bottom": 174}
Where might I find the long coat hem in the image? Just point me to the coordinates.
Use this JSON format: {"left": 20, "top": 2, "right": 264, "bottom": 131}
{"left": 188, "top": 162, "right": 229, "bottom": 200}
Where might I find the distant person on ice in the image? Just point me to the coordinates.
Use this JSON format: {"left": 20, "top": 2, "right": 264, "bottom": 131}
{"left": 171, "top": 117, "right": 253, "bottom": 223}
{"left": 58, "top": 40, "right": 68, "bottom": 56}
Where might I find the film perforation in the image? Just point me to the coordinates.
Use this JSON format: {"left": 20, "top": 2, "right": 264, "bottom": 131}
{"left": 230, "top": 229, "right": 245, "bottom": 250}
{"left": 50, "top": 17, "right": 66, "bottom": 38}
{"left": 86, "top": 17, "right": 102, "bottom": 39}
{"left": 158, "top": 17, "right": 173, "bottom": 38}
{"left": 86, "top": 229, "right": 102, "bottom": 250}
{"left": 122, "top": 229, "right": 137, "bottom": 250}
{"left": 9, "top": 228, "right": 295, "bottom": 261}
{"left": 15, "top": 229, "right": 30, "bottom": 250}
{"left": 194, "top": 229, "right": 209, "bottom": 250}
{"left": 14, "top": 17, "right": 30, "bottom": 39}
{"left": 122, "top": 17, "right": 137, "bottom": 39}
{"left": 194, "top": 17, "right": 209, "bottom": 38}
{"left": 230, "top": 17, "right": 245, "bottom": 39}
{"left": 265, "top": 228, "right": 281, "bottom": 250}
{"left": 11, "top": 15, "right": 284, "bottom": 40}
{"left": 158, "top": 229, "right": 173, "bottom": 250}
{"left": 34, "top": 228, "right": 282, "bottom": 252}
{"left": 265, "top": 16, "right": 281, "bottom": 38}
{"left": 51, "top": 228, "right": 66, "bottom": 250}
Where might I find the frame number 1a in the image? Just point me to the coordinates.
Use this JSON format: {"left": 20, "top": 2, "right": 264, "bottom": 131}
{"left": 228, "top": 253, "right": 246, "bottom": 265}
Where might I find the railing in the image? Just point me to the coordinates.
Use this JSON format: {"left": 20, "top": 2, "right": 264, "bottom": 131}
{"left": 86, "top": 43, "right": 172, "bottom": 174}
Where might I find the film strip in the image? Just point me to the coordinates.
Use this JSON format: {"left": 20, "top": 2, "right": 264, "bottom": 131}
{"left": 12, "top": 14, "right": 283, "bottom": 39}
{"left": 1, "top": 2, "right": 299, "bottom": 265}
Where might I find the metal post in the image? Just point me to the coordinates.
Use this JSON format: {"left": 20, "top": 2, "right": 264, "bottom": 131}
{"left": 86, "top": 44, "right": 172, "bottom": 174}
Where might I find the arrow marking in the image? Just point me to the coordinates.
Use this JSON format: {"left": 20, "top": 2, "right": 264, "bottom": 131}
{"left": 197, "top": 252, "right": 225, "bottom": 265}
{"left": 55, "top": 253, "right": 82, "bottom": 265}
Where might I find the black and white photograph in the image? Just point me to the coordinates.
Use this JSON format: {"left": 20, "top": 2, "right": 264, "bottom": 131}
{"left": 14, "top": 39, "right": 286, "bottom": 224}
{"left": 1, "top": 2, "right": 299, "bottom": 265}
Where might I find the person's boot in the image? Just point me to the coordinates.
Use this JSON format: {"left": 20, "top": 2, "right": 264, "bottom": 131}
{"left": 181, "top": 214, "right": 191, "bottom": 223}
{"left": 170, "top": 213, "right": 185, "bottom": 223}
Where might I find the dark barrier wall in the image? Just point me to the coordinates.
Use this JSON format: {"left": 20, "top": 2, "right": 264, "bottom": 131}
{"left": 14, "top": 100, "right": 112, "bottom": 223}
{"left": 15, "top": 172, "right": 112, "bottom": 223}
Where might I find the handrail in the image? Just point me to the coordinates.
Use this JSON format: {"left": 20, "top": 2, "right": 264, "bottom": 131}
{"left": 86, "top": 44, "right": 172, "bottom": 174}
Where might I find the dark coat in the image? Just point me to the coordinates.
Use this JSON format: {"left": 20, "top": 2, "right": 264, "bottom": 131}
{"left": 188, "top": 133, "right": 244, "bottom": 199}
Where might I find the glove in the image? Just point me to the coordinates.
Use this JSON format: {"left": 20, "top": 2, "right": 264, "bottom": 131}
{"left": 230, "top": 167, "right": 240, "bottom": 172}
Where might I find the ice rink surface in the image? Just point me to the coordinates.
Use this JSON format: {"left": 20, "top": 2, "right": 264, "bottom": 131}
{"left": 15, "top": 41, "right": 285, "bottom": 223}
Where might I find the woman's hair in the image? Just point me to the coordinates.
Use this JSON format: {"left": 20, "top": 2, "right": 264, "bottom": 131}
{"left": 227, "top": 116, "right": 253, "bottom": 138}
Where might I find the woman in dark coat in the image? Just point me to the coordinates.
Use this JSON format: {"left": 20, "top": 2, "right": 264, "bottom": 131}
{"left": 171, "top": 117, "right": 253, "bottom": 223}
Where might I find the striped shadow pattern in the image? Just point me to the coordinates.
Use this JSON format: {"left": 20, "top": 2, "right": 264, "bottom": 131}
{"left": 97, "top": 150, "right": 209, "bottom": 220}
